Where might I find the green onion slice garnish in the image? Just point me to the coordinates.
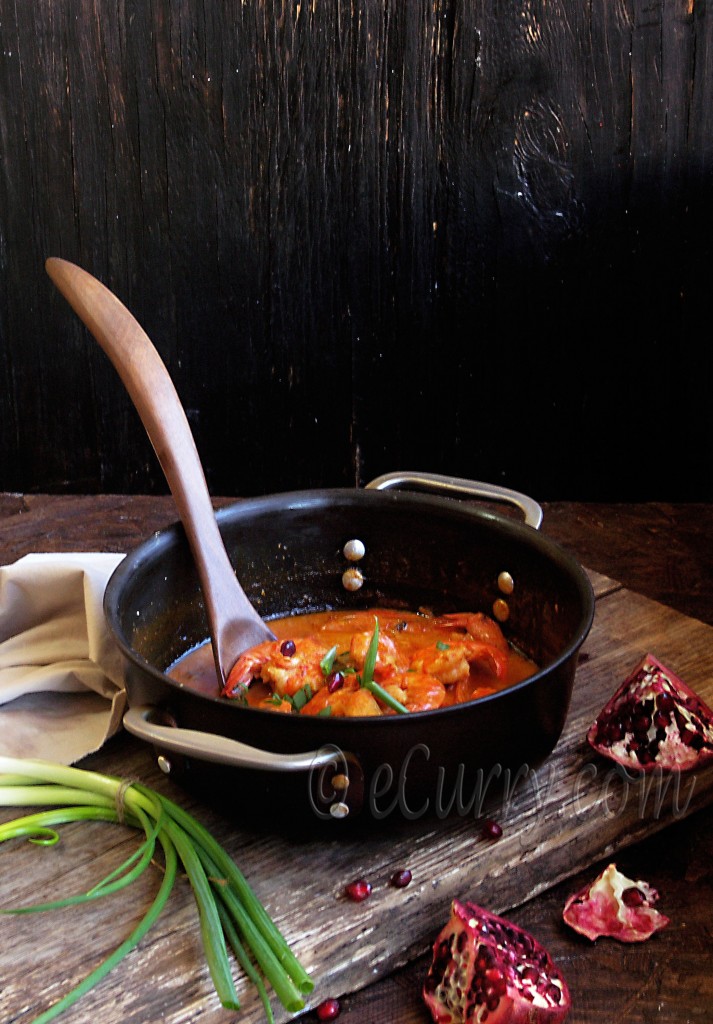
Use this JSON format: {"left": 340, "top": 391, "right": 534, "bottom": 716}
{"left": 319, "top": 645, "right": 339, "bottom": 675}
{"left": 359, "top": 618, "right": 409, "bottom": 714}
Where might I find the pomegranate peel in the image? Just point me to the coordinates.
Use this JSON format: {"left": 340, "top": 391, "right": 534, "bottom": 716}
{"left": 423, "top": 899, "right": 570, "bottom": 1023}
{"left": 563, "top": 862, "right": 669, "bottom": 942}
{"left": 587, "top": 653, "right": 713, "bottom": 772}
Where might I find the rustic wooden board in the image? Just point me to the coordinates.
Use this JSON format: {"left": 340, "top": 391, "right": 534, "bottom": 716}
{"left": 2, "top": 572, "right": 713, "bottom": 1023}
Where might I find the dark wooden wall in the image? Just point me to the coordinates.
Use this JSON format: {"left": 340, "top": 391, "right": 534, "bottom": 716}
{"left": 0, "top": 0, "right": 711, "bottom": 501}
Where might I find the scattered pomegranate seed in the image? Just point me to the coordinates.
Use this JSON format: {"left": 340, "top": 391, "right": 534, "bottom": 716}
{"left": 390, "top": 868, "right": 413, "bottom": 888}
{"left": 280, "top": 639, "right": 296, "bottom": 656}
{"left": 315, "top": 997, "right": 341, "bottom": 1020}
{"left": 481, "top": 818, "right": 503, "bottom": 840}
{"left": 344, "top": 878, "right": 371, "bottom": 902}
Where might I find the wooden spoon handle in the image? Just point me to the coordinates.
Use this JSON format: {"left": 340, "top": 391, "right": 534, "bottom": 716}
{"left": 46, "top": 257, "right": 274, "bottom": 686}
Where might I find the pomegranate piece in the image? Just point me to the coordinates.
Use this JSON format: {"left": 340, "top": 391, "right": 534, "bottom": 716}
{"left": 563, "top": 862, "right": 669, "bottom": 942}
{"left": 588, "top": 653, "right": 713, "bottom": 772}
{"left": 423, "top": 900, "right": 570, "bottom": 1023}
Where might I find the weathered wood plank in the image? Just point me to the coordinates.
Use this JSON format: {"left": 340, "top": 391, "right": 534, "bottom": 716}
{"left": 0, "top": 2, "right": 711, "bottom": 499}
{"left": 2, "top": 577, "right": 712, "bottom": 1023}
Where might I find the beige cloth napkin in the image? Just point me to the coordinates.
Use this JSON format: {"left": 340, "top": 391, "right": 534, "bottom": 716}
{"left": 0, "top": 552, "right": 126, "bottom": 764}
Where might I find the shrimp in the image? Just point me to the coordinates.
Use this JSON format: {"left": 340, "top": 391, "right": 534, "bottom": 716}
{"left": 433, "top": 611, "right": 509, "bottom": 653}
{"left": 410, "top": 639, "right": 508, "bottom": 687}
{"left": 256, "top": 695, "right": 294, "bottom": 714}
{"left": 381, "top": 672, "right": 446, "bottom": 713}
{"left": 349, "top": 630, "right": 410, "bottom": 682}
{"left": 224, "top": 637, "right": 331, "bottom": 699}
{"left": 301, "top": 682, "right": 382, "bottom": 717}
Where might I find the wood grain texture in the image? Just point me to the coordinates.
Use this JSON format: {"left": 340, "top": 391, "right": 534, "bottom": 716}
{"left": 4, "top": 577, "right": 713, "bottom": 1024}
{"left": 0, "top": 496, "right": 712, "bottom": 1023}
{"left": 0, "top": 3, "right": 711, "bottom": 499}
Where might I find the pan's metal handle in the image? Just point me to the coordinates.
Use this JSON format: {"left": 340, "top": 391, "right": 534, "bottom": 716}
{"left": 365, "top": 472, "right": 543, "bottom": 530}
{"left": 123, "top": 705, "right": 338, "bottom": 772}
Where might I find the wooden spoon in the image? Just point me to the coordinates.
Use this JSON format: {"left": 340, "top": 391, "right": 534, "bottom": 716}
{"left": 45, "top": 257, "right": 276, "bottom": 692}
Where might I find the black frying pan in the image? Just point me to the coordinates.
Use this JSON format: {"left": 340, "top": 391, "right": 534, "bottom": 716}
{"left": 107, "top": 475, "right": 594, "bottom": 827}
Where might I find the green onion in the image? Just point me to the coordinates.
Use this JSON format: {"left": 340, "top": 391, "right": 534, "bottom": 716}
{"left": 290, "top": 683, "right": 313, "bottom": 712}
{"left": 0, "top": 755, "right": 313, "bottom": 1022}
{"left": 364, "top": 677, "right": 410, "bottom": 714}
{"left": 319, "top": 644, "right": 338, "bottom": 675}
{"left": 361, "top": 618, "right": 380, "bottom": 688}
{"left": 359, "top": 618, "right": 409, "bottom": 714}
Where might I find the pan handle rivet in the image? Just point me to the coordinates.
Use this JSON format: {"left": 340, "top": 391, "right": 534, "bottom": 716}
{"left": 342, "top": 567, "right": 364, "bottom": 591}
{"left": 343, "top": 539, "right": 366, "bottom": 561}
{"left": 329, "top": 801, "right": 350, "bottom": 818}
{"left": 497, "top": 571, "right": 514, "bottom": 594}
{"left": 157, "top": 755, "right": 172, "bottom": 774}
{"left": 332, "top": 773, "right": 350, "bottom": 791}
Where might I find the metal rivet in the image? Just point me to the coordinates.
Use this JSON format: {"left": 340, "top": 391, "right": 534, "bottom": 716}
{"left": 343, "top": 538, "right": 366, "bottom": 561}
{"left": 157, "top": 754, "right": 172, "bottom": 774}
{"left": 492, "top": 598, "right": 510, "bottom": 622}
{"left": 332, "top": 773, "right": 350, "bottom": 792}
{"left": 342, "top": 567, "right": 364, "bottom": 591}
{"left": 329, "top": 802, "right": 350, "bottom": 818}
{"left": 497, "top": 571, "right": 514, "bottom": 595}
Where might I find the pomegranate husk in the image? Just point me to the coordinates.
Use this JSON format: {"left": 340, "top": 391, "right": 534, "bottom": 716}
{"left": 587, "top": 653, "right": 713, "bottom": 772}
{"left": 563, "top": 863, "right": 669, "bottom": 942}
{"left": 423, "top": 899, "right": 570, "bottom": 1023}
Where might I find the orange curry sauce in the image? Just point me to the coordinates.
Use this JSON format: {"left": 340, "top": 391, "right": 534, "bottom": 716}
{"left": 168, "top": 608, "right": 538, "bottom": 716}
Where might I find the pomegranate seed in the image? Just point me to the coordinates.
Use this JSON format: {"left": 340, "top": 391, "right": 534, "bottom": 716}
{"left": 546, "top": 982, "right": 563, "bottom": 1004}
{"left": 345, "top": 878, "right": 371, "bottom": 902}
{"left": 390, "top": 868, "right": 412, "bottom": 888}
{"left": 632, "top": 713, "right": 651, "bottom": 733}
{"left": 315, "top": 997, "right": 341, "bottom": 1020}
{"left": 481, "top": 819, "right": 503, "bottom": 840}
{"left": 621, "top": 886, "right": 646, "bottom": 907}
{"left": 280, "top": 639, "right": 296, "bottom": 657}
{"left": 657, "top": 691, "right": 675, "bottom": 714}
{"left": 327, "top": 672, "right": 344, "bottom": 693}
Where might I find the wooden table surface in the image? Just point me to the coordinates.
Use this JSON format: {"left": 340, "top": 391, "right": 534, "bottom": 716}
{"left": 1, "top": 493, "right": 712, "bottom": 1023}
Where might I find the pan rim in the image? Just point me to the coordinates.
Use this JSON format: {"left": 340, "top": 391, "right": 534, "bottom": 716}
{"left": 105, "top": 486, "right": 595, "bottom": 725}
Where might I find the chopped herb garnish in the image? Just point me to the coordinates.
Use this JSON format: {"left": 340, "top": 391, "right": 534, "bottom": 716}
{"left": 320, "top": 645, "right": 338, "bottom": 676}
{"left": 358, "top": 618, "right": 409, "bottom": 714}
{"left": 361, "top": 618, "right": 379, "bottom": 689}
{"left": 291, "top": 684, "right": 313, "bottom": 712}
{"left": 436, "top": 641, "right": 450, "bottom": 651}
{"left": 317, "top": 706, "right": 332, "bottom": 717}
{"left": 366, "top": 678, "right": 410, "bottom": 714}
{"left": 229, "top": 681, "right": 250, "bottom": 705}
